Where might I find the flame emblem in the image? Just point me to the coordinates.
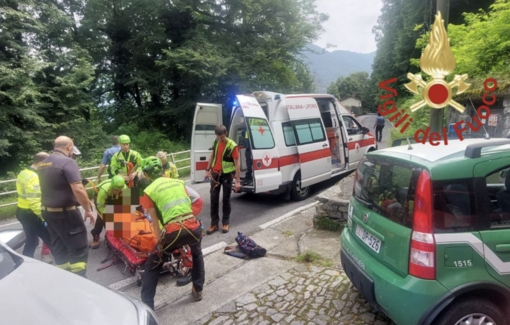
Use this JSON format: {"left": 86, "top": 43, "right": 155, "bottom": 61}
{"left": 405, "top": 11, "right": 470, "bottom": 113}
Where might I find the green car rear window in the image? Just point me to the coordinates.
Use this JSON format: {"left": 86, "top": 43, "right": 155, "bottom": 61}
{"left": 353, "top": 156, "right": 422, "bottom": 228}
{"left": 432, "top": 179, "right": 476, "bottom": 233}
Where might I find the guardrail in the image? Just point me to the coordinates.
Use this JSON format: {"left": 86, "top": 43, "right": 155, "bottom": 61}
{"left": 0, "top": 150, "right": 191, "bottom": 209}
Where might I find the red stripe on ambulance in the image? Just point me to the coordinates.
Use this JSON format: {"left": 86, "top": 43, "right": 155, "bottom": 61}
{"left": 253, "top": 158, "right": 279, "bottom": 170}
{"left": 279, "top": 154, "right": 299, "bottom": 167}
{"left": 195, "top": 162, "right": 208, "bottom": 171}
{"left": 299, "top": 148, "right": 330, "bottom": 163}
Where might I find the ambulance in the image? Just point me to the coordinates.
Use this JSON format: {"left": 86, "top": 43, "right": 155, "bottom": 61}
{"left": 191, "top": 91, "right": 377, "bottom": 200}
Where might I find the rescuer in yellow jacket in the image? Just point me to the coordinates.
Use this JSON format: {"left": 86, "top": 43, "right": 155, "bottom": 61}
{"left": 110, "top": 135, "right": 143, "bottom": 188}
{"left": 156, "top": 151, "right": 179, "bottom": 179}
{"left": 139, "top": 156, "right": 205, "bottom": 309}
{"left": 16, "top": 152, "right": 53, "bottom": 261}
{"left": 88, "top": 175, "right": 126, "bottom": 249}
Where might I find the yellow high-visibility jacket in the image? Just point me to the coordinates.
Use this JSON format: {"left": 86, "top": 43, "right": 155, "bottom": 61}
{"left": 16, "top": 168, "right": 42, "bottom": 216}
{"left": 163, "top": 162, "right": 179, "bottom": 179}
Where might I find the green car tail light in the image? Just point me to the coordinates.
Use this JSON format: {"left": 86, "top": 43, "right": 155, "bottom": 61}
{"left": 409, "top": 170, "right": 436, "bottom": 280}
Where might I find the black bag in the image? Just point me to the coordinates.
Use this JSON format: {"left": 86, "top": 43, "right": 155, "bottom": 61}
{"left": 235, "top": 232, "right": 266, "bottom": 258}
{"left": 224, "top": 232, "right": 267, "bottom": 259}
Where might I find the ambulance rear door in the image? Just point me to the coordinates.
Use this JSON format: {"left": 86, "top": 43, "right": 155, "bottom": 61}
{"left": 237, "top": 95, "right": 282, "bottom": 193}
{"left": 285, "top": 96, "right": 331, "bottom": 187}
{"left": 191, "top": 103, "right": 222, "bottom": 183}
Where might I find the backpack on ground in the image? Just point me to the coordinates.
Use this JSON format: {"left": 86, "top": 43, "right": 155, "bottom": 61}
{"left": 224, "top": 232, "right": 266, "bottom": 259}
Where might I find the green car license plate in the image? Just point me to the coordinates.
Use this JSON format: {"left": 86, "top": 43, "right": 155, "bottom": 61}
{"left": 356, "top": 224, "right": 381, "bottom": 253}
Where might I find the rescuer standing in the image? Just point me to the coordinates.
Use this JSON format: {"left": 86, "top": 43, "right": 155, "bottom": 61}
{"left": 38, "top": 136, "right": 95, "bottom": 277}
{"left": 15, "top": 152, "right": 53, "bottom": 262}
{"left": 204, "top": 125, "right": 241, "bottom": 234}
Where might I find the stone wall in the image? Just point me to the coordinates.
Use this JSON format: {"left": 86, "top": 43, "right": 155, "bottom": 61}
{"left": 313, "top": 173, "right": 355, "bottom": 228}
{"left": 503, "top": 95, "right": 510, "bottom": 137}
{"left": 447, "top": 95, "right": 510, "bottom": 139}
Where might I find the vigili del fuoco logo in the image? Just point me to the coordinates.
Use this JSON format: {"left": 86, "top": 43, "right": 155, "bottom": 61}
{"left": 377, "top": 11, "right": 498, "bottom": 146}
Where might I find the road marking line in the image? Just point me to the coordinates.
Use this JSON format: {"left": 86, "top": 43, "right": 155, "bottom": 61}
{"left": 107, "top": 241, "right": 227, "bottom": 291}
{"left": 202, "top": 241, "right": 227, "bottom": 255}
{"left": 0, "top": 221, "right": 20, "bottom": 228}
{"left": 108, "top": 277, "right": 137, "bottom": 291}
{"left": 258, "top": 201, "right": 318, "bottom": 230}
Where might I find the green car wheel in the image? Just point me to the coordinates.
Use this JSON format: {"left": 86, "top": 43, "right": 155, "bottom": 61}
{"left": 434, "top": 299, "right": 506, "bottom": 325}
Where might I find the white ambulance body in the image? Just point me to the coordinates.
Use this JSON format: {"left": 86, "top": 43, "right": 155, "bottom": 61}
{"left": 191, "top": 91, "right": 376, "bottom": 200}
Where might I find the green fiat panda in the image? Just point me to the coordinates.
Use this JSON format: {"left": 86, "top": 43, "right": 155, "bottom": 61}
{"left": 341, "top": 139, "right": 510, "bottom": 325}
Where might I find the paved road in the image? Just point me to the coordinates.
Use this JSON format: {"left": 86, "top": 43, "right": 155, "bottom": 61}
{"left": 357, "top": 113, "right": 394, "bottom": 149}
{"left": 0, "top": 172, "right": 352, "bottom": 287}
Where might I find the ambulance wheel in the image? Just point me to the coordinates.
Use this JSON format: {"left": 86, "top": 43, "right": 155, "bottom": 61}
{"left": 291, "top": 172, "right": 310, "bottom": 201}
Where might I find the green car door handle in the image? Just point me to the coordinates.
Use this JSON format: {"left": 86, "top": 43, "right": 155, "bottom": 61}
{"left": 495, "top": 244, "right": 510, "bottom": 253}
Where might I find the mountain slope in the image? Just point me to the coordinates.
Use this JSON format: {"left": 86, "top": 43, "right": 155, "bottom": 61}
{"left": 301, "top": 44, "right": 375, "bottom": 92}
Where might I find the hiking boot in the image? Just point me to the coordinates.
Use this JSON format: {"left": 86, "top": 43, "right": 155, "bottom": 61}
{"left": 241, "top": 179, "right": 253, "bottom": 186}
{"left": 206, "top": 225, "right": 218, "bottom": 235}
{"left": 222, "top": 224, "right": 229, "bottom": 233}
{"left": 192, "top": 287, "right": 203, "bottom": 302}
{"left": 41, "top": 254, "right": 54, "bottom": 264}
{"left": 176, "top": 273, "right": 192, "bottom": 287}
{"left": 90, "top": 235, "right": 100, "bottom": 249}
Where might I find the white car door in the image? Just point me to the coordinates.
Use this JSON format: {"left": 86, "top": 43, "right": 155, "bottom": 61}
{"left": 285, "top": 96, "right": 331, "bottom": 187}
{"left": 236, "top": 95, "right": 282, "bottom": 193}
{"left": 190, "top": 103, "right": 222, "bottom": 183}
{"left": 342, "top": 115, "right": 367, "bottom": 169}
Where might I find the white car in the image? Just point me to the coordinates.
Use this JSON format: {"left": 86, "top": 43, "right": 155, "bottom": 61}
{"left": 0, "top": 232, "right": 159, "bottom": 325}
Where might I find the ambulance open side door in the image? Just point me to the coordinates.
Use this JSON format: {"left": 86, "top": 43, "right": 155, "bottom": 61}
{"left": 191, "top": 103, "right": 223, "bottom": 183}
{"left": 285, "top": 97, "right": 332, "bottom": 188}
{"left": 236, "top": 95, "right": 282, "bottom": 193}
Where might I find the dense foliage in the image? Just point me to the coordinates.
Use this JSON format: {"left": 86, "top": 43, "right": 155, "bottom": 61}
{"left": 383, "top": 0, "right": 510, "bottom": 143}
{"left": 326, "top": 72, "right": 376, "bottom": 111}
{"left": 326, "top": 0, "right": 496, "bottom": 115}
{"left": 371, "top": 0, "right": 495, "bottom": 97}
{"left": 0, "top": 0, "right": 326, "bottom": 175}
{"left": 419, "top": 0, "right": 510, "bottom": 93}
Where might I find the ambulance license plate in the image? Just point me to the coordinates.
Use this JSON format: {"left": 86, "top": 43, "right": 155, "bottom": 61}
{"left": 356, "top": 224, "right": 381, "bottom": 253}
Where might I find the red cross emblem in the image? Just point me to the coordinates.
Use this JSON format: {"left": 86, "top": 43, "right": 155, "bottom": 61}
{"left": 262, "top": 154, "right": 272, "bottom": 167}
{"left": 258, "top": 126, "right": 265, "bottom": 135}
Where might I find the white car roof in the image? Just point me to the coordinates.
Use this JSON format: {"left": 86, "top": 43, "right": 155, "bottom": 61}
{"left": 378, "top": 138, "right": 497, "bottom": 162}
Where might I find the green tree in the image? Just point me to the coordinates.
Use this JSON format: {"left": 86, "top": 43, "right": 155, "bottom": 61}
{"left": 388, "top": 0, "right": 510, "bottom": 144}
{"left": 292, "top": 61, "right": 317, "bottom": 93}
{"left": 371, "top": 0, "right": 494, "bottom": 101}
{"left": 409, "top": 0, "right": 510, "bottom": 94}
{"left": 448, "top": 0, "right": 510, "bottom": 87}
{"left": 1, "top": 0, "right": 328, "bottom": 175}
{"left": 327, "top": 72, "right": 376, "bottom": 111}
{"left": 81, "top": 0, "right": 327, "bottom": 138}
{"left": 0, "top": 0, "right": 98, "bottom": 173}
{"left": 0, "top": 0, "right": 46, "bottom": 172}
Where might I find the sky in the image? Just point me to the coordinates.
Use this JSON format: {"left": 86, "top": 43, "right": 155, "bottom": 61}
{"left": 313, "top": 0, "right": 384, "bottom": 54}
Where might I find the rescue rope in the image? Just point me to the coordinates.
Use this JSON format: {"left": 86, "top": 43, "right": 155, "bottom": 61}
{"left": 85, "top": 179, "right": 103, "bottom": 221}
{"left": 87, "top": 179, "right": 99, "bottom": 194}
{"left": 210, "top": 171, "right": 222, "bottom": 191}
{"left": 153, "top": 217, "right": 202, "bottom": 268}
